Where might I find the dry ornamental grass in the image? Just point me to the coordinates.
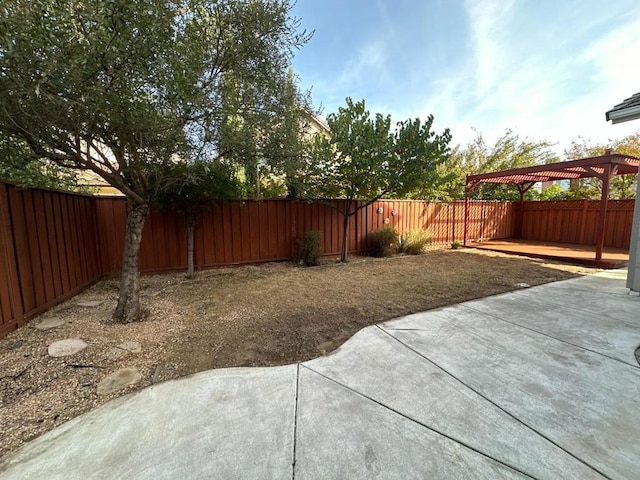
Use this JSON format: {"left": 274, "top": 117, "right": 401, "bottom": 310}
{"left": 0, "top": 248, "right": 598, "bottom": 457}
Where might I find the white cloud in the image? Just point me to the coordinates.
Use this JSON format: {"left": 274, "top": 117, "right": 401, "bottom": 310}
{"left": 338, "top": 40, "right": 389, "bottom": 86}
{"left": 464, "top": 0, "right": 516, "bottom": 97}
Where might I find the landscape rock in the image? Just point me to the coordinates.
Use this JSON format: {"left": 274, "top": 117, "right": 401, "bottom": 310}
{"left": 152, "top": 364, "right": 178, "bottom": 384}
{"left": 76, "top": 301, "right": 103, "bottom": 308}
{"left": 106, "top": 348, "right": 127, "bottom": 361}
{"left": 47, "top": 339, "right": 88, "bottom": 357}
{"left": 97, "top": 368, "right": 142, "bottom": 395}
{"left": 106, "top": 341, "right": 142, "bottom": 360}
{"left": 117, "top": 341, "right": 141, "bottom": 353}
{"left": 34, "top": 317, "right": 67, "bottom": 331}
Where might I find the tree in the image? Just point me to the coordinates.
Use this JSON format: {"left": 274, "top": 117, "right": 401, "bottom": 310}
{"left": 306, "top": 98, "right": 451, "bottom": 262}
{"left": 218, "top": 67, "right": 313, "bottom": 198}
{"left": 423, "top": 129, "right": 558, "bottom": 201}
{"left": 0, "top": 0, "right": 310, "bottom": 322}
{"left": 153, "top": 161, "right": 243, "bottom": 279}
{"left": 564, "top": 133, "right": 640, "bottom": 199}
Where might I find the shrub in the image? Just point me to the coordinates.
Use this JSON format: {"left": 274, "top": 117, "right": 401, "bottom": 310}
{"left": 397, "top": 234, "right": 409, "bottom": 254}
{"left": 298, "top": 230, "right": 322, "bottom": 266}
{"left": 369, "top": 227, "right": 399, "bottom": 257}
{"left": 451, "top": 240, "right": 462, "bottom": 250}
{"left": 403, "top": 230, "right": 432, "bottom": 255}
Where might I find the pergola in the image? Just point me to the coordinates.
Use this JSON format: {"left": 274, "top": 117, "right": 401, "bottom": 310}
{"left": 463, "top": 151, "right": 640, "bottom": 261}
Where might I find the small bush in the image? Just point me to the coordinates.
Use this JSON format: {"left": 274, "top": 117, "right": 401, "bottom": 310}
{"left": 397, "top": 234, "right": 409, "bottom": 254}
{"left": 451, "top": 240, "right": 462, "bottom": 250}
{"left": 403, "top": 230, "right": 432, "bottom": 255}
{"left": 369, "top": 227, "right": 399, "bottom": 257}
{"left": 298, "top": 230, "right": 322, "bottom": 266}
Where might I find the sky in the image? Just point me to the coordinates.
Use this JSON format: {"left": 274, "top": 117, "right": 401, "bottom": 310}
{"left": 291, "top": 0, "right": 640, "bottom": 155}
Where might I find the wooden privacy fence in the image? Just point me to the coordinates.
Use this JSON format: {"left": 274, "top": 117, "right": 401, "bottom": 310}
{"left": 96, "top": 198, "right": 514, "bottom": 274}
{"left": 520, "top": 199, "right": 635, "bottom": 249}
{"left": 0, "top": 181, "right": 515, "bottom": 337}
{"left": 0, "top": 182, "right": 102, "bottom": 338}
{"left": 3, "top": 179, "right": 638, "bottom": 341}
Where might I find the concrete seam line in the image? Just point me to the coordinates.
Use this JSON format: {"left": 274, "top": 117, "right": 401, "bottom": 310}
{"left": 462, "top": 304, "right": 640, "bottom": 370}
{"left": 299, "top": 363, "right": 538, "bottom": 480}
{"left": 376, "top": 326, "right": 614, "bottom": 480}
{"left": 291, "top": 363, "right": 300, "bottom": 480}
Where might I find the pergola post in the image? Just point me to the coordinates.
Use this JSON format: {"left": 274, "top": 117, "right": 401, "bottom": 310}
{"left": 595, "top": 165, "right": 612, "bottom": 261}
{"left": 628, "top": 167, "right": 640, "bottom": 291}
{"left": 463, "top": 190, "right": 470, "bottom": 246}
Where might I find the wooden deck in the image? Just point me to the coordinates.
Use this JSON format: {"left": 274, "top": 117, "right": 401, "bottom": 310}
{"left": 467, "top": 239, "right": 629, "bottom": 269}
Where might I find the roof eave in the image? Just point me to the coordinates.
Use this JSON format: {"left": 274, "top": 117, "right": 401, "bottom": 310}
{"left": 606, "top": 105, "right": 640, "bottom": 124}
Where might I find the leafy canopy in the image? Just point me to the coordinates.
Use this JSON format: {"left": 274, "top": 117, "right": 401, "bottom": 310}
{"left": 0, "top": 0, "right": 311, "bottom": 204}
{"left": 422, "top": 129, "right": 558, "bottom": 201}
{"left": 306, "top": 98, "right": 451, "bottom": 206}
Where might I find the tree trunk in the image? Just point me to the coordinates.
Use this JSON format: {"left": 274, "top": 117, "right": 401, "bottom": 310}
{"left": 112, "top": 200, "right": 149, "bottom": 323}
{"left": 186, "top": 220, "right": 195, "bottom": 279}
{"left": 340, "top": 200, "right": 352, "bottom": 263}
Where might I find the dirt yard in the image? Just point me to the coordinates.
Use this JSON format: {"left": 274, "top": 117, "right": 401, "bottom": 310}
{"left": 0, "top": 248, "right": 599, "bottom": 457}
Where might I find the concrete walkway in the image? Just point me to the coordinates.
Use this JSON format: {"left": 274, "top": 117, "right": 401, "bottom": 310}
{"left": 1, "top": 270, "right": 639, "bottom": 479}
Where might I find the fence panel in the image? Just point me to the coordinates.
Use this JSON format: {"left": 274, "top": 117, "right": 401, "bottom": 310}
{"left": 0, "top": 183, "right": 102, "bottom": 328}
{"left": 520, "top": 200, "right": 635, "bottom": 248}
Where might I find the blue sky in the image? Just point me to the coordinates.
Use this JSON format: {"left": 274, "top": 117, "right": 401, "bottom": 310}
{"left": 291, "top": 0, "right": 640, "bottom": 154}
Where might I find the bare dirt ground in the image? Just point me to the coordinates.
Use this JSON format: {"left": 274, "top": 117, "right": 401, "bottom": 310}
{"left": 0, "top": 248, "right": 599, "bottom": 458}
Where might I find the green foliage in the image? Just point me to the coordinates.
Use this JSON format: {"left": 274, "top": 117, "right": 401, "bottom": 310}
{"left": 152, "top": 161, "right": 244, "bottom": 223}
{"left": 415, "top": 129, "right": 558, "bottom": 201}
{"left": 451, "top": 240, "right": 462, "bottom": 249}
{"left": 219, "top": 67, "right": 313, "bottom": 199}
{"left": 0, "top": 0, "right": 310, "bottom": 203}
{"left": 401, "top": 230, "right": 432, "bottom": 255}
{"left": 305, "top": 98, "right": 451, "bottom": 261}
{"left": 297, "top": 230, "right": 322, "bottom": 267}
{"left": 368, "top": 227, "right": 399, "bottom": 258}
{"left": 307, "top": 98, "right": 451, "bottom": 201}
{"left": 563, "top": 133, "right": 640, "bottom": 199}
{"left": 538, "top": 184, "right": 569, "bottom": 201}
{"left": 0, "top": 133, "right": 80, "bottom": 191}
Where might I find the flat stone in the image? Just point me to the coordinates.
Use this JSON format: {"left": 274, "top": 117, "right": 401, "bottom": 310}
{"left": 34, "top": 317, "right": 67, "bottom": 331}
{"left": 97, "top": 368, "right": 142, "bottom": 396}
{"left": 106, "top": 347, "right": 127, "bottom": 361}
{"left": 47, "top": 339, "right": 88, "bottom": 358}
{"left": 117, "top": 341, "right": 141, "bottom": 353}
{"left": 152, "top": 364, "right": 178, "bottom": 384}
{"left": 76, "top": 301, "right": 103, "bottom": 308}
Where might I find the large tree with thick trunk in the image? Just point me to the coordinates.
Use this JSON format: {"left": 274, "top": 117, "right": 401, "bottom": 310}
{"left": 0, "top": 0, "right": 310, "bottom": 322}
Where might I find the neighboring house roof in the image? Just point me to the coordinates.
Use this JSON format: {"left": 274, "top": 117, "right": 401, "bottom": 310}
{"left": 606, "top": 92, "right": 640, "bottom": 124}
{"left": 309, "top": 114, "right": 330, "bottom": 135}
{"left": 76, "top": 170, "right": 123, "bottom": 196}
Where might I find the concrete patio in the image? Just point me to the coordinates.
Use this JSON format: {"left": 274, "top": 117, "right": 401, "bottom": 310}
{"left": 1, "top": 269, "right": 638, "bottom": 479}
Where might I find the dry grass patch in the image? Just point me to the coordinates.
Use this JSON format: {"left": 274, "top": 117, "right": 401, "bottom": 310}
{"left": 0, "top": 248, "right": 599, "bottom": 457}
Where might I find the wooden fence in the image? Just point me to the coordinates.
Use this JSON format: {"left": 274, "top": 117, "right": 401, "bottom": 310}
{"left": 0, "top": 182, "right": 102, "bottom": 338}
{"left": 8, "top": 180, "right": 636, "bottom": 339}
{"left": 95, "top": 198, "right": 514, "bottom": 274}
{"left": 0, "top": 182, "right": 515, "bottom": 337}
{"left": 520, "top": 200, "right": 635, "bottom": 249}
